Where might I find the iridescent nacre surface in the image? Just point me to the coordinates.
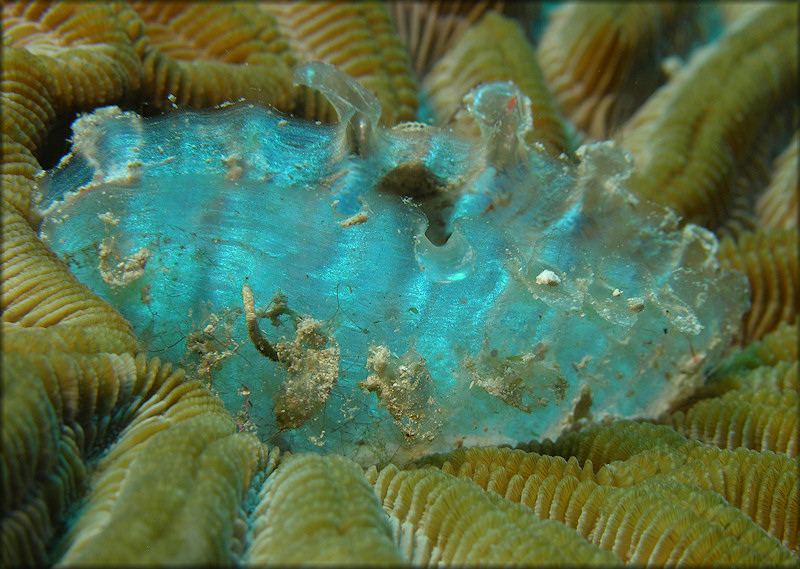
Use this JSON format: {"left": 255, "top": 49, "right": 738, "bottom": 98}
{"left": 40, "top": 63, "right": 746, "bottom": 464}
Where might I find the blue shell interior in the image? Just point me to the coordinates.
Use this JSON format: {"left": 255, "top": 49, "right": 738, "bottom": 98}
{"left": 39, "top": 63, "right": 748, "bottom": 464}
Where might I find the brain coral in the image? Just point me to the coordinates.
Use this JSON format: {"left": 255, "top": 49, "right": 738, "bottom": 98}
{"left": 1, "top": 1, "right": 798, "bottom": 566}
{"left": 127, "top": 1, "right": 296, "bottom": 112}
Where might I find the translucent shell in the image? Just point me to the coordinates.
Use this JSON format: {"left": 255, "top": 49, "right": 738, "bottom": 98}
{"left": 38, "top": 64, "right": 748, "bottom": 463}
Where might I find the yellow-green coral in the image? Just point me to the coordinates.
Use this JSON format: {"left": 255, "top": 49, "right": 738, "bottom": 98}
{"left": 1, "top": 205, "right": 137, "bottom": 350}
{"left": 416, "top": 422, "right": 798, "bottom": 560}
{"left": 668, "top": 445, "right": 800, "bottom": 553}
{"left": 1, "top": 344, "right": 136, "bottom": 564}
{"left": 0, "top": 135, "right": 44, "bottom": 226}
{"left": 58, "top": 369, "right": 266, "bottom": 564}
{"left": 129, "top": 2, "right": 295, "bottom": 112}
{"left": 538, "top": 3, "right": 698, "bottom": 140}
{"left": 2, "top": 2, "right": 142, "bottom": 113}
{"left": 663, "top": 388, "right": 798, "bottom": 457}
{"left": 718, "top": 227, "right": 799, "bottom": 344}
{"left": 387, "top": 0, "right": 507, "bottom": 77}
{"left": 717, "top": 318, "right": 798, "bottom": 372}
{"left": 247, "top": 453, "right": 402, "bottom": 565}
{"left": 588, "top": 477, "right": 794, "bottom": 566}
{"left": 756, "top": 133, "right": 798, "bottom": 230}
{"left": 1, "top": 2, "right": 798, "bottom": 566}
{"left": 263, "top": 1, "right": 417, "bottom": 125}
{"left": 373, "top": 464, "right": 620, "bottom": 565}
{"left": 0, "top": 47, "right": 56, "bottom": 161}
{"left": 706, "top": 360, "right": 799, "bottom": 397}
{"left": 424, "top": 11, "right": 573, "bottom": 157}
{"left": 618, "top": 3, "right": 798, "bottom": 229}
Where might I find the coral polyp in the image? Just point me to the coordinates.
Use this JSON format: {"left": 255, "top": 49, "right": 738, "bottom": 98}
{"left": 39, "top": 62, "right": 747, "bottom": 464}
{"left": 4, "top": 3, "right": 800, "bottom": 566}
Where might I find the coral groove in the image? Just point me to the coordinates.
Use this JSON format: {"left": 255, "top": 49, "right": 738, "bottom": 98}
{"left": 718, "top": 227, "right": 799, "bottom": 344}
{"left": 618, "top": 3, "right": 798, "bottom": 229}
{"left": 0, "top": 2, "right": 797, "bottom": 566}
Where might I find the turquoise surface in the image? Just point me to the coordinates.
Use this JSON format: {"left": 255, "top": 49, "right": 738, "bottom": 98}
{"left": 39, "top": 63, "right": 748, "bottom": 463}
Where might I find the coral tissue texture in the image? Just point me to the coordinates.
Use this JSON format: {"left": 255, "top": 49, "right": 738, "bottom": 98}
{"left": 1, "top": 1, "right": 798, "bottom": 567}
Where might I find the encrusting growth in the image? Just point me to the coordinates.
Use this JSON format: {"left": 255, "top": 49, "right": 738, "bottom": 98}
{"left": 241, "top": 282, "right": 279, "bottom": 362}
